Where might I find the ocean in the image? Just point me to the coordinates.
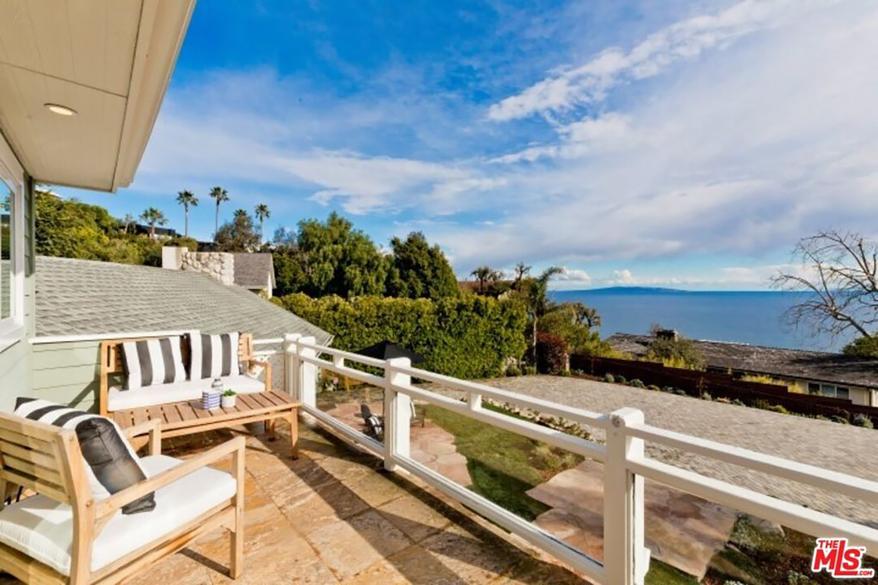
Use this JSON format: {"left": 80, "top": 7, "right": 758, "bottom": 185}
{"left": 549, "top": 288, "right": 854, "bottom": 352}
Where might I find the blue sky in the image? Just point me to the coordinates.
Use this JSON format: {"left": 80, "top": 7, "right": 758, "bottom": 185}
{"left": 59, "top": 0, "right": 878, "bottom": 290}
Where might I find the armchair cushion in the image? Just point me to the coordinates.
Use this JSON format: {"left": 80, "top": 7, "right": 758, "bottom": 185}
{"left": 13, "top": 398, "right": 154, "bottom": 514}
{"left": 107, "top": 374, "right": 264, "bottom": 411}
{"left": 0, "top": 454, "right": 237, "bottom": 575}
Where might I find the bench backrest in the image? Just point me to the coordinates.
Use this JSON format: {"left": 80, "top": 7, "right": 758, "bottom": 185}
{"left": 98, "top": 333, "right": 255, "bottom": 415}
{"left": 0, "top": 411, "right": 87, "bottom": 506}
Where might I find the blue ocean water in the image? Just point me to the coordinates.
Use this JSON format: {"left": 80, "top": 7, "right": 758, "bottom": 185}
{"left": 549, "top": 288, "right": 854, "bottom": 352}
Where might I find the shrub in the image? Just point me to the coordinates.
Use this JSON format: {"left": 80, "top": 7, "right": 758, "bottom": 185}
{"left": 830, "top": 415, "right": 849, "bottom": 425}
{"left": 852, "top": 413, "right": 874, "bottom": 428}
{"left": 536, "top": 332, "right": 568, "bottom": 375}
{"left": 603, "top": 373, "right": 615, "bottom": 384}
{"left": 276, "top": 293, "right": 527, "bottom": 379}
{"left": 732, "top": 398, "right": 745, "bottom": 406}
{"left": 843, "top": 335, "right": 878, "bottom": 358}
{"left": 616, "top": 375, "right": 627, "bottom": 384}
{"left": 505, "top": 364, "right": 522, "bottom": 377}
{"left": 647, "top": 384, "right": 660, "bottom": 391}
{"left": 629, "top": 379, "right": 645, "bottom": 388}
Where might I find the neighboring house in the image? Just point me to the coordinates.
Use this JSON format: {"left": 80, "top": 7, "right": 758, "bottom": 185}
{"left": 31, "top": 256, "right": 330, "bottom": 411}
{"left": 233, "top": 253, "right": 276, "bottom": 297}
{"left": 162, "top": 247, "right": 276, "bottom": 298}
{"left": 607, "top": 333, "right": 878, "bottom": 407}
{"left": 134, "top": 223, "right": 178, "bottom": 239}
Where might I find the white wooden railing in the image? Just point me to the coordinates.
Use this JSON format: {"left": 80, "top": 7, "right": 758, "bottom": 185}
{"left": 258, "top": 335, "right": 878, "bottom": 585}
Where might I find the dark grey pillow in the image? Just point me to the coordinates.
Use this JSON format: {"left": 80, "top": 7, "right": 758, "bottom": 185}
{"left": 14, "top": 398, "right": 155, "bottom": 514}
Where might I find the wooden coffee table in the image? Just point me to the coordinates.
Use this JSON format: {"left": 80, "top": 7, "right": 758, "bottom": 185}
{"left": 111, "top": 390, "right": 300, "bottom": 457}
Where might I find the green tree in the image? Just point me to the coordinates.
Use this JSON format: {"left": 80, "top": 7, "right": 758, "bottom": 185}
{"left": 843, "top": 336, "right": 878, "bottom": 358}
{"left": 539, "top": 302, "right": 609, "bottom": 355}
{"left": 470, "top": 265, "right": 500, "bottom": 294}
{"left": 294, "top": 212, "right": 387, "bottom": 297}
{"left": 209, "top": 186, "right": 229, "bottom": 241}
{"left": 215, "top": 210, "right": 260, "bottom": 252}
{"left": 175, "top": 190, "right": 198, "bottom": 237}
{"left": 385, "top": 232, "right": 458, "bottom": 300}
{"left": 521, "top": 266, "right": 563, "bottom": 365}
{"left": 254, "top": 203, "right": 270, "bottom": 243}
{"left": 139, "top": 207, "right": 167, "bottom": 238}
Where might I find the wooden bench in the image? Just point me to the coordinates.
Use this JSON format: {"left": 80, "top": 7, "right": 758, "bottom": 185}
{"left": 98, "top": 333, "right": 271, "bottom": 416}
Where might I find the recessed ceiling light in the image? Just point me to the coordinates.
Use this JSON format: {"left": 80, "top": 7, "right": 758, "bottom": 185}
{"left": 44, "top": 103, "right": 77, "bottom": 116}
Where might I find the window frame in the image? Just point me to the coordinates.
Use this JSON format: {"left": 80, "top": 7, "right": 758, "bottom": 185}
{"left": 0, "top": 132, "right": 25, "bottom": 352}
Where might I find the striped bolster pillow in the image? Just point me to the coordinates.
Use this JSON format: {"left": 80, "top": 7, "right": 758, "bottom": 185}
{"left": 13, "top": 398, "right": 156, "bottom": 515}
{"left": 188, "top": 331, "right": 240, "bottom": 380}
{"left": 121, "top": 336, "right": 187, "bottom": 390}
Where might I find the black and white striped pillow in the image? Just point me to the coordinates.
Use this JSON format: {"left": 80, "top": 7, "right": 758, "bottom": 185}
{"left": 121, "top": 336, "right": 187, "bottom": 389}
{"left": 13, "top": 398, "right": 156, "bottom": 514}
{"left": 188, "top": 332, "right": 240, "bottom": 380}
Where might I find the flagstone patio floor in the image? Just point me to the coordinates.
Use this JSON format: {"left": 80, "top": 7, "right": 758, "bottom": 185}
{"left": 0, "top": 423, "right": 588, "bottom": 585}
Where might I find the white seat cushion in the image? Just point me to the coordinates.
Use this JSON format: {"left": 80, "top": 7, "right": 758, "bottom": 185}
{"left": 0, "top": 454, "right": 236, "bottom": 575}
{"left": 108, "top": 374, "right": 265, "bottom": 411}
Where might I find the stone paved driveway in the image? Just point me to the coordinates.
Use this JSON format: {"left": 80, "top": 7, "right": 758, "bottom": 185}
{"left": 480, "top": 376, "right": 878, "bottom": 527}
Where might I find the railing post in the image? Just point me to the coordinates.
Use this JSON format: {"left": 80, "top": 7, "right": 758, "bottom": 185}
{"left": 297, "top": 336, "right": 317, "bottom": 409}
{"left": 469, "top": 392, "right": 482, "bottom": 412}
{"left": 603, "top": 407, "right": 648, "bottom": 585}
{"left": 384, "top": 357, "right": 411, "bottom": 472}
{"left": 283, "top": 334, "right": 301, "bottom": 399}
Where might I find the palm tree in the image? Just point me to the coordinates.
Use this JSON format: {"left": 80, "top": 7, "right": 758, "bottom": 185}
{"left": 209, "top": 186, "right": 229, "bottom": 241}
{"left": 525, "top": 266, "right": 563, "bottom": 365}
{"left": 254, "top": 203, "right": 270, "bottom": 243}
{"left": 233, "top": 208, "right": 248, "bottom": 220}
{"left": 470, "top": 265, "right": 500, "bottom": 294}
{"left": 139, "top": 207, "right": 167, "bottom": 239}
{"left": 176, "top": 190, "right": 198, "bottom": 237}
{"left": 513, "top": 261, "right": 531, "bottom": 290}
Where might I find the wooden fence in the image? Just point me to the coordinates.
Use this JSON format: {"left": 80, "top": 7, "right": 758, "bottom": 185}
{"left": 569, "top": 355, "right": 878, "bottom": 426}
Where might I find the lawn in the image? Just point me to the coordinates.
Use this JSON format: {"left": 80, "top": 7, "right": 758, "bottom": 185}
{"left": 423, "top": 403, "right": 582, "bottom": 520}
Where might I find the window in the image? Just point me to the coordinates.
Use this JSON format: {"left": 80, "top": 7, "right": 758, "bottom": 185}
{"left": 0, "top": 134, "right": 24, "bottom": 350}
{"left": 809, "top": 382, "right": 851, "bottom": 400}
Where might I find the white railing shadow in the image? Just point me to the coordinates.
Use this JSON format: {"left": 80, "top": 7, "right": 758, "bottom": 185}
{"left": 262, "top": 334, "right": 878, "bottom": 585}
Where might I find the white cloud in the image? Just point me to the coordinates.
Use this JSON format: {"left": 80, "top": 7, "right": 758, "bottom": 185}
{"left": 487, "top": 0, "right": 829, "bottom": 121}
{"left": 556, "top": 267, "right": 592, "bottom": 283}
{"left": 608, "top": 269, "right": 636, "bottom": 285}
{"left": 426, "top": 0, "right": 878, "bottom": 273}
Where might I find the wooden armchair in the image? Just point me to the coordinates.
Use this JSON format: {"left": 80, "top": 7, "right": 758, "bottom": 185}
{"left": 0, "top": 414, "right": 245, "bottom": 584}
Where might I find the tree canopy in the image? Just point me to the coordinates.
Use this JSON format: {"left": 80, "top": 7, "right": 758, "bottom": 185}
{"left": 34, "top": 190, "right": 195, "bottom": 266}
{"left": 385, "top": 232, "right": 459, "bottom": 300}
{"left": 215, "top": 210, "right": 261, "bottom": 252}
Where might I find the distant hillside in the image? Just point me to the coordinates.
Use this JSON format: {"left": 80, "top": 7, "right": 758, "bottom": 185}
{"left": 552, "top": 286, "right": 687, "bottom": 295}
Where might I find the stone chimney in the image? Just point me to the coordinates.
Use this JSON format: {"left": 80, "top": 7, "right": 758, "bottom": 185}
{"left": 162, "top": 246, "right": 235, "bottom": 287}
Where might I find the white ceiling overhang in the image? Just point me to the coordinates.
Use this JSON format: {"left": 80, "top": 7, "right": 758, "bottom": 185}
{"left": 0, "top": 0, "right": 195, "bottom": 192}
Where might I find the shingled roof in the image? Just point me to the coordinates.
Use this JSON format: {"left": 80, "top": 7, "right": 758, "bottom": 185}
{"left": 34, "top": 256, "right": 330, "bottom": 343}
{"left": 606, "top": 333, "right": 878, "bottom": 389}
{"left": 233, "top": 253, "right": 275, "bottom": 289}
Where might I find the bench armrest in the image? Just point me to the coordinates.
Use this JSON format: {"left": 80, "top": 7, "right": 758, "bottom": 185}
{"left": 94, "top": 435, "right": 246, "bottom": 520}
{"left": 243, "top": 357, "right": 272, "bottom": 392}
{"left": 122, "top": 419, "right": 162, "bottom": 456}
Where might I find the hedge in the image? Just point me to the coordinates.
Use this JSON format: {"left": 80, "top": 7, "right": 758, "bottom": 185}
{"left": 275, "top": 293, "right": 528, "bottom": 379}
